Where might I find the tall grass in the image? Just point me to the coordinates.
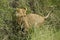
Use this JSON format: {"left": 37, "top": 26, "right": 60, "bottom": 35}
{"left": 0, "top": 0, "right": 60, "bottom": 40}
{"left": 27, "top": 25, "right": 55, "bottom": 40}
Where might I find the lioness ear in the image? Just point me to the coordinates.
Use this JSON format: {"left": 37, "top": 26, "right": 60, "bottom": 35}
{"left": 23, "top": 8, "right": 27, "bottom": 14}
{"left": 16, "top": 8, "right": 20, "bottom": 13}
{"left": 25, "top": 8, "right": 27, "bottom": 11}
{"left": 23, "top": 8, "right": 27, "bottom": 11}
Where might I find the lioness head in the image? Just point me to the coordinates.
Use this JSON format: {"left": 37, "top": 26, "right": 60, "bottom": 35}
{"left": 16, "top": 8, "right": 27, "bottom": 17}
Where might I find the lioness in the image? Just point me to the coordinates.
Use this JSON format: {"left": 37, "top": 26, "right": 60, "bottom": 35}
{"left": 15, "top": 8, "right": 51, "bottom": 31}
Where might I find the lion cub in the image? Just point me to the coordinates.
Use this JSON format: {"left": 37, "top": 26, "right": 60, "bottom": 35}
{"left": 16, "top": 8, "right": 51, "bottom": 31}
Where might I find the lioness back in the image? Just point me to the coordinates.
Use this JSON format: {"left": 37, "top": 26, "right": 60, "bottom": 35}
{"left": 26, "top": 14, "right": 45, "bottom": 27}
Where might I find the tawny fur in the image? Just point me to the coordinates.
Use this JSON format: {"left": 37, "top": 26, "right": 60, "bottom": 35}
{"left": 16, "top": 8, "right": 51, "bottom": 31}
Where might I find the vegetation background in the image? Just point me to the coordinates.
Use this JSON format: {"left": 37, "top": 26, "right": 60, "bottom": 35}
{"left": 0, "top": 0, "right": 60, "bottom": 40}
